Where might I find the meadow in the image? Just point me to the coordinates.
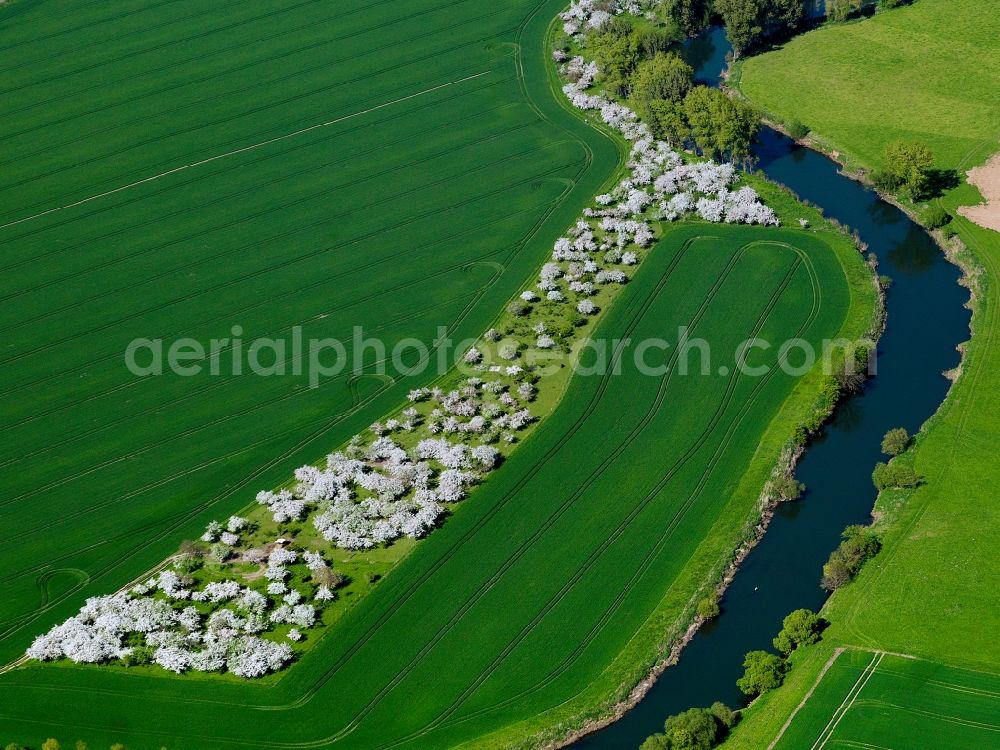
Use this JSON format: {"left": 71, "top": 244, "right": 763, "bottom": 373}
{"left": 727, "top": 1, "right": 1000, "bottom": 746}
{"left": 0, "top": 0, "right": 620, "bottom": 665}
{"left": 0, "top": 222, "right": 866, "bottom": 749}
{"left": 737, "top": 0, "right": 1000, "bottom": 172}
{"left": 772, "top": 650, "right": 1000, "bottom": 750}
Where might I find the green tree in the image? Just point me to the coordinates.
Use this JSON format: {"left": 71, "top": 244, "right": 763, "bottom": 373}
{"left": 110, "top": 744, "right": 126, "bottom": 750}
{"left": 663, "top": 708, "right": 720, "bottom": 749}
{"left": 769, "top": 0, "right": 805, "bottom": 30}
{"left": 590, "top": 32, "right": 641, "bottom": 96}
{"left": 707, "top": 701, "right": 737, "bottom": 729}
{"left": 5, "top": 743, "right": 22, "bottom": 750}
{"left": 697, "top": 595, "right": 721, "bottom": 620}
{"left": 881, "top": 427, "right": 911, "bottom": 456}
{"left": 773, "top": 608, "right": 824, "bottom": 654}
{"left": 684, "top": 87, "right": 721, "bottom": 154}
{"left": 641, "top": 703, "right": 737, "bottom": 750}
{"left": 643, "top": 99, "right": 691, "bottom": 146}
{"left": 632, "top": 53, "right": 694, "bottom": 109}
{"left": 75, "top": 742, "right": 88, "bottom": 750}
{"left": 635, "top": 25, "right": 684, "bottom": 58}
{"left": 885, "top": 140, "right": 935, "bottom": 198}
{"left": 640, "top": 734, "right": 670, "bottom": 750}
{"left": 737, "top": 650, "right": 788, "bottom": 696}
{"left": 684, "top": 87, "right": 760, "bottom": 162}
{"left": 772, "top": 475, "right": 805, "bottom": 501}
{"left": 872, "top": 461, "right": 920, "bottom": 490}
{"left": 715, "top": 0, "right": 764, "bottom": 57}
{"left": 42, "top": 741, "right": 62, "bottom": 750}
{"left": 664, "top": 0, "right": 714, "bottom": 36}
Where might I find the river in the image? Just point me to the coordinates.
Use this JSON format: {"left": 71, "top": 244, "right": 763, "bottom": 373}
{"left": 569, "top": 24, "right": 971, "bottom": 750}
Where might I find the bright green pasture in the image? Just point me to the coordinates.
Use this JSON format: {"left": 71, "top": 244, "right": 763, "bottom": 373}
{"left": 0, "top": 0, "right": 620, "bottom": 665}
{"left": 0, "top": 223, "right": 860, "bottom": 749}
{"left": 772, "top": 650, "right": 1000, "bottom": 750}
{"left": 738, "top": 0, "right": 1000, "bottom": 172}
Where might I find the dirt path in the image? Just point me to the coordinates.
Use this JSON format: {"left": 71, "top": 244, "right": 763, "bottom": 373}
{"left": 958, "top": 152, "right": 1000, "bottom": 233}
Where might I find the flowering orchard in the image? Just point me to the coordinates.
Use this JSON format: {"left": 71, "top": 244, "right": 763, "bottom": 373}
{"left": 26, "top": 0, "right": 779, "bottom": 678}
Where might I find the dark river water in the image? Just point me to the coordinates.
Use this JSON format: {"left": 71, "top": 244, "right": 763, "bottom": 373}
{"left": 570, "top": 24, "right": 971, "bottom": 750}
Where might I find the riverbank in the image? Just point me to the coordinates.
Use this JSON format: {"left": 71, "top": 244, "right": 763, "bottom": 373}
{"left": 720, "top": 2, "right": 1000, "bottom": 745}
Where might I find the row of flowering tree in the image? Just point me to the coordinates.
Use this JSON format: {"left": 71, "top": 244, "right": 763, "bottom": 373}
{"left": 26, "top": 0, "right": 778, "bottom": 678}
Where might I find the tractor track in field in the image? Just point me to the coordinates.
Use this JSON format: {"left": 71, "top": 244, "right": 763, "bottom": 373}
{"left": 2, "top": 4, "right": 502, "bottom": 156}
{"left": 0, "top": 154, "right": 581, "bottom": 382}
{"left": 374, "top": 243, "right": 820, "bottom": 748}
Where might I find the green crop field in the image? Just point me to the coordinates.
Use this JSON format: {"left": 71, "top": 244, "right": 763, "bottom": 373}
{"left": 0, "top": 1, "right": 880, "bottom": 748}
{"left": 0, "top": 220, "right": 868, "bottom": 748}
{"left": 0, "top": 0, "right": 620, "bottom": 665}
{"left": 771, "top": 650, "right": 1000, "bottom": 750}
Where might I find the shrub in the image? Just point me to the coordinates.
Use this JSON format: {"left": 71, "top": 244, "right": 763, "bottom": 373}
{"left": 640, "top": 703, "right": 737, "bottom": 750}
{"left": 924, "top": 205, "right": 949, "bottom": 228}
{"left": 881, "top": 427, "right": 910, "bottom": 456}
{"left": 872, "top": 461, "right": 920, "bottom": 490}
{"left": 870, "top": 169, "right": 902, "bottom": 193}
{"left": 772, "top": 475, "right": 805, "bottom": 501}
{"left": 786, "top": 120, "right": 809, "bottom": 140}
{"left": 41, "top": 741, "right": 61, "bottom": 750}
{"left": 737, "top": 650, "right": 788, "bottom": 696}
{"left": 822, "top": 525, "right": 881, "bottom": 591}
{"left": 697, "top": 595, "right": 720, "bottom": 620}
{"left": 773, "top": 609, "right": 825, "bottom": 655}
{"left": 123, "top": 645, "right": 155, "bottom": 667}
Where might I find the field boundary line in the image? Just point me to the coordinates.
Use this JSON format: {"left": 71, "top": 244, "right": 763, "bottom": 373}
{"left": 767, "top": 648, "right": 847, "bottom": 750}
{"left": 0, "top": 72, "right": 489, "bottom": 232}
{"left": 812, "top": 651, "right": 884, "bottom": 750}
{"left": 849, "top": 700, "right": 1000, "bottom": 732}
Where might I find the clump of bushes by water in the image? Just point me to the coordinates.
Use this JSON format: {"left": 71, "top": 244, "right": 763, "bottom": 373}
{"left": 786, "top": 120, "right": 810, "bottom": 140}
{"left": 872, "top": 461, "right": 920, "bottom": 490}
{"left": 924, "top": 204, "right": 950, "bottom": 229}
{"left": 822, "top": 525, "right": 881, "bottom": 591}
{"left": 771, "top": 475, "right": 805, "bottom": 501}
{"left": 773, "top": 609, "right": 826, "bottom": 655}
{"left": 880, "top": 427, "right": 911, "bottom": 456}
{"left": 640, "top": 702, "right": 738, "bottom": 750}
{"left": 737, "top": 650, "right": 789, "bottom": 696}
{"left": 697, "top": 594, "right": 721, "bottom": 620}
{"left": 735, "top": 607, "right": 826, "bottom": 698}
